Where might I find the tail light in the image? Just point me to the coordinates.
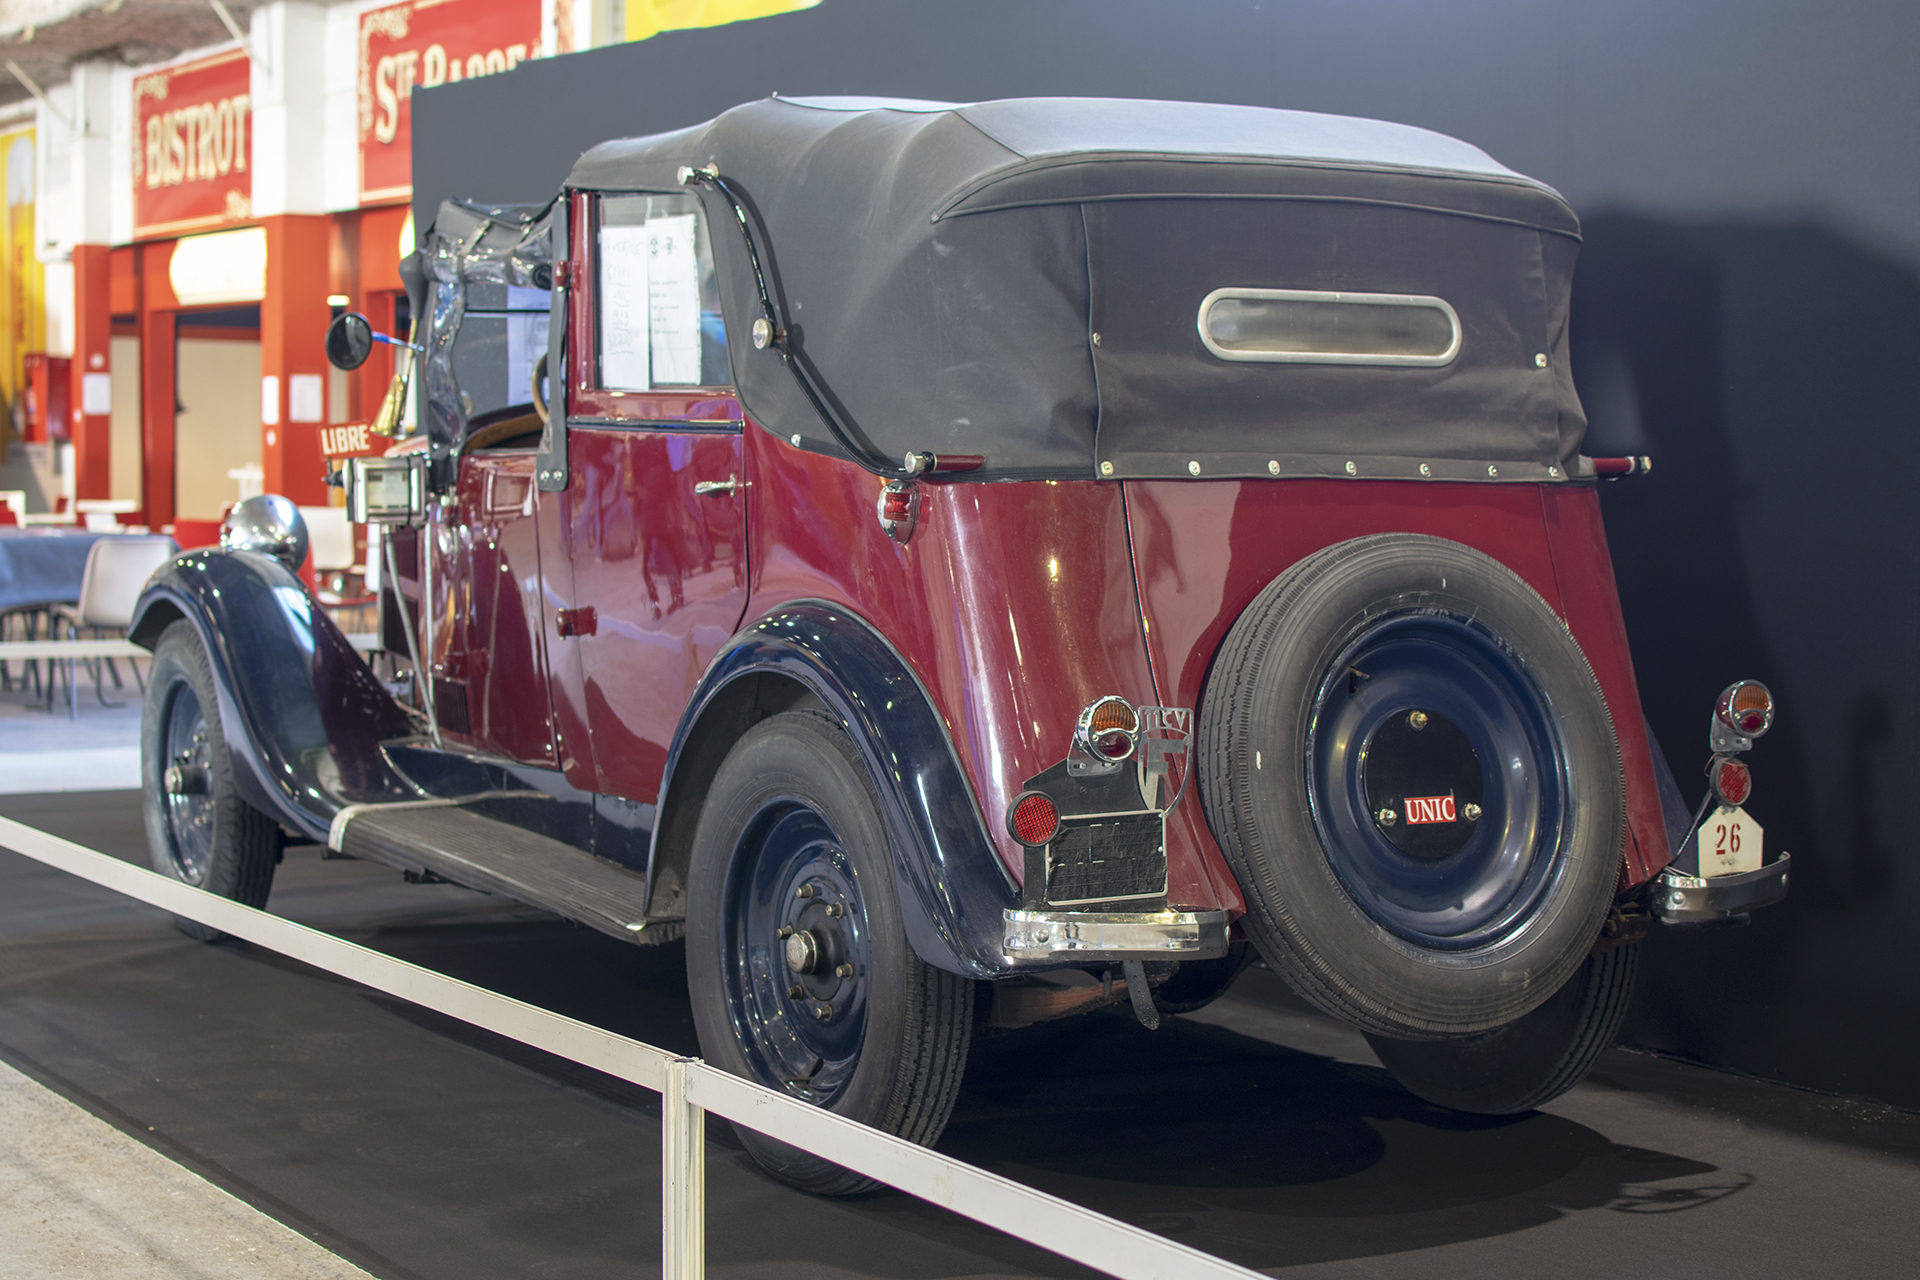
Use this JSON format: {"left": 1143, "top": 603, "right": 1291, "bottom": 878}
{"left": 1708, "top": 754, "right": 1752, "bottom": 807}
{"left": 1074, "top": 696, "right": 1139, "bottom": 762}
{"left": 1716, "top": 680, "right": 1774, "bottom": 738}
{"left": 876, "top": 480, "right": 921, "bottom": 544}
{"left": 1007, "top": 791, "right": 1061, "bottom": 847}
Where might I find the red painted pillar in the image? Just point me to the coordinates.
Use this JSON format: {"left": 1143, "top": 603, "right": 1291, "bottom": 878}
{"left": 68, "top": 245, "right": 113, "bottom": 503}
{"left": 260, "top": 215, "right": 333, "bottom": 506}
{"left": 138, "top": 241, "right": 177, "bottom": 529}
{"left": 141, "top": 307, "right": 176, "bottom": 530}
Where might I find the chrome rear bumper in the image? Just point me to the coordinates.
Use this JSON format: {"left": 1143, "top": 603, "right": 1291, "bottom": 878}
{"left": 1651, "top": 853, "right": 1791, "bottom": 923}
{"left": 1001, "top": 908, "right": 1230, "bottom": 962}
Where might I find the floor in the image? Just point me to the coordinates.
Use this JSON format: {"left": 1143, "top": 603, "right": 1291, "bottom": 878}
{"left": 1, "top": 787, "right": 1916, "bottom": 1278}
{"left": 0, "top": 655, "right": 146, "bottom": 792}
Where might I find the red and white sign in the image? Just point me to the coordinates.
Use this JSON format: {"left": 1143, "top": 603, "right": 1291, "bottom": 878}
{"left": 1697, "top": 805, "right": 1762, "bottom": 877}
{"left": 359, "top": 0, "right": 542, "bottom": 204}
{"left": 1403, "top": 794, "right": 1457, "bottom": 825}
{"left": 132, "top": 49, "right": 252, "bottom": 240}
{"left": 319, "top": 423, "right": 387, "bottom": 459}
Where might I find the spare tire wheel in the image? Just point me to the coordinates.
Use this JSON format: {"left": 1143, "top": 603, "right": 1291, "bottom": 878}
{"left": 1200, "top": 533, "right": 1623, "bottom": 1040}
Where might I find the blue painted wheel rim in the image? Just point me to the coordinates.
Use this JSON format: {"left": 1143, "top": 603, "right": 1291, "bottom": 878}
{"left": 161, "top": 680, "right": 215, "bottom": 884}
{"left": 1306, "top": 612, "right": 1571, "bottom": 950}
{"left": 720, "top": 800, "right": 871, "bottom": 1105}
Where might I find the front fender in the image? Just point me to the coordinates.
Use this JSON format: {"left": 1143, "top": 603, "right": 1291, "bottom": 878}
{"left": 130, "top": 549, "right": 414, "bottom": 841}
{"left": 654, "top": 602, "right": 1016, "bottom": 978}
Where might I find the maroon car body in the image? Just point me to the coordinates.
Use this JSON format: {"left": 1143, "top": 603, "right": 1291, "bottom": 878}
{"left": 134, "top": 95, "right": 1787, "bottom": 1194}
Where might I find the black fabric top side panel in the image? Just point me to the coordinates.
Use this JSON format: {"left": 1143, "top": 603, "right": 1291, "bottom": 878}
{"left": 1087, "top": 199, "right": 1583, "bottom": 481}
{"left": 613, "top": 103, "right": 1097, "bottom": 476}
{"left": 937, "top": 155, "right": 1581, "bottom": 239}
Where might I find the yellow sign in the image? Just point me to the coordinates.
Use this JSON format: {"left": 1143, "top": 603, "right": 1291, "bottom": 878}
{"left": 623, "top": 0, "right": 819, "bottom": 42}
{"left": 0, "top": 127, "right": 44, "bottom": 432}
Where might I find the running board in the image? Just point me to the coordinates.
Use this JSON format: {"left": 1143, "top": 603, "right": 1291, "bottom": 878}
{"left": 328, "top": 799, "right": 680, "bottom": 945}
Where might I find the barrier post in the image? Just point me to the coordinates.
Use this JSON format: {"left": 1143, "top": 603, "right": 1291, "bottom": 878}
{"left": 661, "top": 1057, "right": 706, "bottom": 1280}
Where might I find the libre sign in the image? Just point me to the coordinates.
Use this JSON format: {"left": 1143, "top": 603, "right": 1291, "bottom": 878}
{"left": 132, "top": 48, "right": 252, "bottom": 240}
{"left": 359, "top": 0, "right": 542, "bottom": 204}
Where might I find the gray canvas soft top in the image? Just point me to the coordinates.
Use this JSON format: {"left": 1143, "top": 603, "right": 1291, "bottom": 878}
{"left": 563, "top": 95, "right": 1591, "bottom": 482}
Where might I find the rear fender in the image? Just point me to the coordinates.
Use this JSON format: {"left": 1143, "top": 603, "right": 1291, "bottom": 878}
{"left": 651, "top": 601, "right": 1016, "bottom": 978}
{"left": 130, "top": 549, "right": 414, "bottom": 841}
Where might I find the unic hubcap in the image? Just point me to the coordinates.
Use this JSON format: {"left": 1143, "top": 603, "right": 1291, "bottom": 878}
{"left": 1306, "top": 612, "right": 1571, "bottom": 950}
{"left": 723, "top": 803, "right": 871, "bottom": 1103}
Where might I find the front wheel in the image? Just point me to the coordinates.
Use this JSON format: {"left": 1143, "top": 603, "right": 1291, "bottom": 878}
{"left": 686, "top": 710, "right": 972, "bottom": 1195}
{"left": 140, "top": 621, "right": 279, "bottom": 941}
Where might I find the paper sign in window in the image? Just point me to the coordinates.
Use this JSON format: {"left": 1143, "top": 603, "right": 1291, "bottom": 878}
{"left": 647, "top": 213, "right": 701, "bottom": 386}
{"left": 599, "top": 223, "right": 651, "bottom": 390}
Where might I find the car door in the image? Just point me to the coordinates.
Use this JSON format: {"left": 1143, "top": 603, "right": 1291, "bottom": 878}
{"left": 459, "top": 444, "right": 559, "bottom": 764}
{"left": 553, "top": 190, "right": 747, "bottom": 801}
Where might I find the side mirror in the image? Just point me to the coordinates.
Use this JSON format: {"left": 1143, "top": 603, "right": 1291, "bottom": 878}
{"left": 325, "top": 312, "right": 375, "bottom": 370}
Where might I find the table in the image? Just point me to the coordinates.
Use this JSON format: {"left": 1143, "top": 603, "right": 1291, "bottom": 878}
{"left": 0, "top": 528, "right": 114, "bottom": 616}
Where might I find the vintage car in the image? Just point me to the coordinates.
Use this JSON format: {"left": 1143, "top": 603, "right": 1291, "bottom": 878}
{"left": 132, "top": 96, "right": 1789, "bottom": 1193}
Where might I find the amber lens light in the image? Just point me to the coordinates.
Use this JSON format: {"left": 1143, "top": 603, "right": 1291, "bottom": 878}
{"left": 1710, "top": 755, "right": 1752, "bottom": 807}
{"left": 1717, "top": 680, "right": 1775, "bottom": 737}
{"left": 1088, "top": 700, "right": 1138, "bottom": 735}
{"left": 1008, "top": 792, "right": 1061, "bottom": 847}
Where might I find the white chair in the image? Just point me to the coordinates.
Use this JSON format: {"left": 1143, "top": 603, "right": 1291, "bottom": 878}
{"left": 301, "top": 505, "right": 355, "bottom": 574}
{"left": 51, "top": 535, "right": 177, "bottom": 716}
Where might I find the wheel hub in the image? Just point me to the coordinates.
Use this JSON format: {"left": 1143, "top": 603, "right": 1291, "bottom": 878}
{"left": 161, "top": 681, "right": 216, "bottom": 884}
{"left": 1306, "top": 612, "right": 1570, "bottom": 949}
{"left": 725, "top": 803, "right": 871, "bottom": 1102}
{"left": 1362, "top": 708, "right": 1484, "bottom": 859}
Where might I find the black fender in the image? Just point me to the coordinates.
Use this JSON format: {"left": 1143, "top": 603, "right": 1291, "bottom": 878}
{"left": 651, "top": 601, "right": 1017, "bottom": 978}
{"left": 130, "top": 548, "right": 414, "bottom": 842}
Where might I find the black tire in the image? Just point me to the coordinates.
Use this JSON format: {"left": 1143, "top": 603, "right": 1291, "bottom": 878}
{"left": 1367, "top": 942, "right": 1639, "bottom": 1113}
{"left": 686, "top": 710, "right": 973, "bottom": 1196}
{"left": 1151, "top": 941, "right": 1256, "bottom": 1015}
{"left": 140, "top": 621, "right": 279, "bottom": 942}
{"left": 1200, "top": 534, "right": 1623, "bottom": 1039}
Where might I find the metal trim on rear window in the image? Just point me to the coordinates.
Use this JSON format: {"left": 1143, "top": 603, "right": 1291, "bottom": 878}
{"left": 1198, "top": 287, "right": 1462, "bottom": 367}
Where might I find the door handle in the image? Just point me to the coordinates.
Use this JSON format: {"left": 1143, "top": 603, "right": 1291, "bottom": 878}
{"left": 693, "top": 476, "right": 738, "bottom": 495}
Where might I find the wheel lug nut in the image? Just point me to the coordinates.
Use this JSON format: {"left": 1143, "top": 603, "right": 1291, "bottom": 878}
{"left": 1377, "top": 808, "right": 1398, "bottom": 826}
{"left": 825, "top": 903, "right": 843, "bottom": 918}
{"left": 1408, "top": 710, "right": 1428, "bottom": 730}
{"left": 776, "top": 924, "right": 794, "bottom": 938}
{"left": 1464, "top": 803, "right": 1483, "bottom": 821}
{"left": 785, "top": 929, "right": 821, "bottom": 974}
{"left": 834, "top": 963, "right": 854, "bottom": 978}
{"left": 795, "top": 885, "right": 815, "bottom": 899}
{"left": 787, "top": 985, "right": 805, "bottom": 998}
{"left": 813, "top": 1004, "right": 833, "bottom": 1021}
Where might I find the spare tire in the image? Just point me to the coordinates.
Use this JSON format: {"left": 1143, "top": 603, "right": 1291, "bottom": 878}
{"left": 1200, "top": 534, "right": 1622, "bottom": 1039}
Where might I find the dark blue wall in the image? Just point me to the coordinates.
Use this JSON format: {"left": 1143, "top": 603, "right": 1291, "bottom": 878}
{"left": 412, "top": 0, "right": 1920, "bottom": 1105}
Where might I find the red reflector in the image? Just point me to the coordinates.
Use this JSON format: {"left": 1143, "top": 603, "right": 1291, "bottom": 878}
{"left": 1711, "top": 756, "right": 1752, "bottom": 807}
{"left": 1009, "top": 793, "right": 1060, "bottom": 846}
{"left": 882, "top": 494, "right": 911, "bottom": 519}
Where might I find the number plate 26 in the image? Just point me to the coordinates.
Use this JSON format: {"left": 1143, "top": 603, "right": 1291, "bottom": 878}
{"left": 1698, "top": 805, "right": 1763, "bottom": 877}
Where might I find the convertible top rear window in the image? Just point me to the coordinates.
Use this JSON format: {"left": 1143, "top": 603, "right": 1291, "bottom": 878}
{"left": 1198, "top": 289, "right": 1461, "bottom": 367}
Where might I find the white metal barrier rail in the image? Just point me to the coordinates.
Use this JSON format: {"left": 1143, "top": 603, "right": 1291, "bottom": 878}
{"left": 0, "top": 815, "right": 1266, "bottom": 1280}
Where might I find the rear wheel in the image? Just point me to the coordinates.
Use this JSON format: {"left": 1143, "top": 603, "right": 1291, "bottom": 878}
{"left": 140, "top": 621, "right": 278, "bottom": 942}
{"left": 1367, "top": 943, "right": 1640, "bottom": 1113}
{"left": 686, "top": 710, "right": 972, "bottom": 1195}
{"left": 1201, "top": 534, "right": 1623, "bottom": 1039}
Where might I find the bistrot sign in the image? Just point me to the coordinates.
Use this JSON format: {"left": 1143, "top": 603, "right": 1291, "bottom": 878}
{"left": 132, "top": 49, "right": 251, "bottom": 239}
{"left": 359, "top": 0, "right": 542, "bottom": 204}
